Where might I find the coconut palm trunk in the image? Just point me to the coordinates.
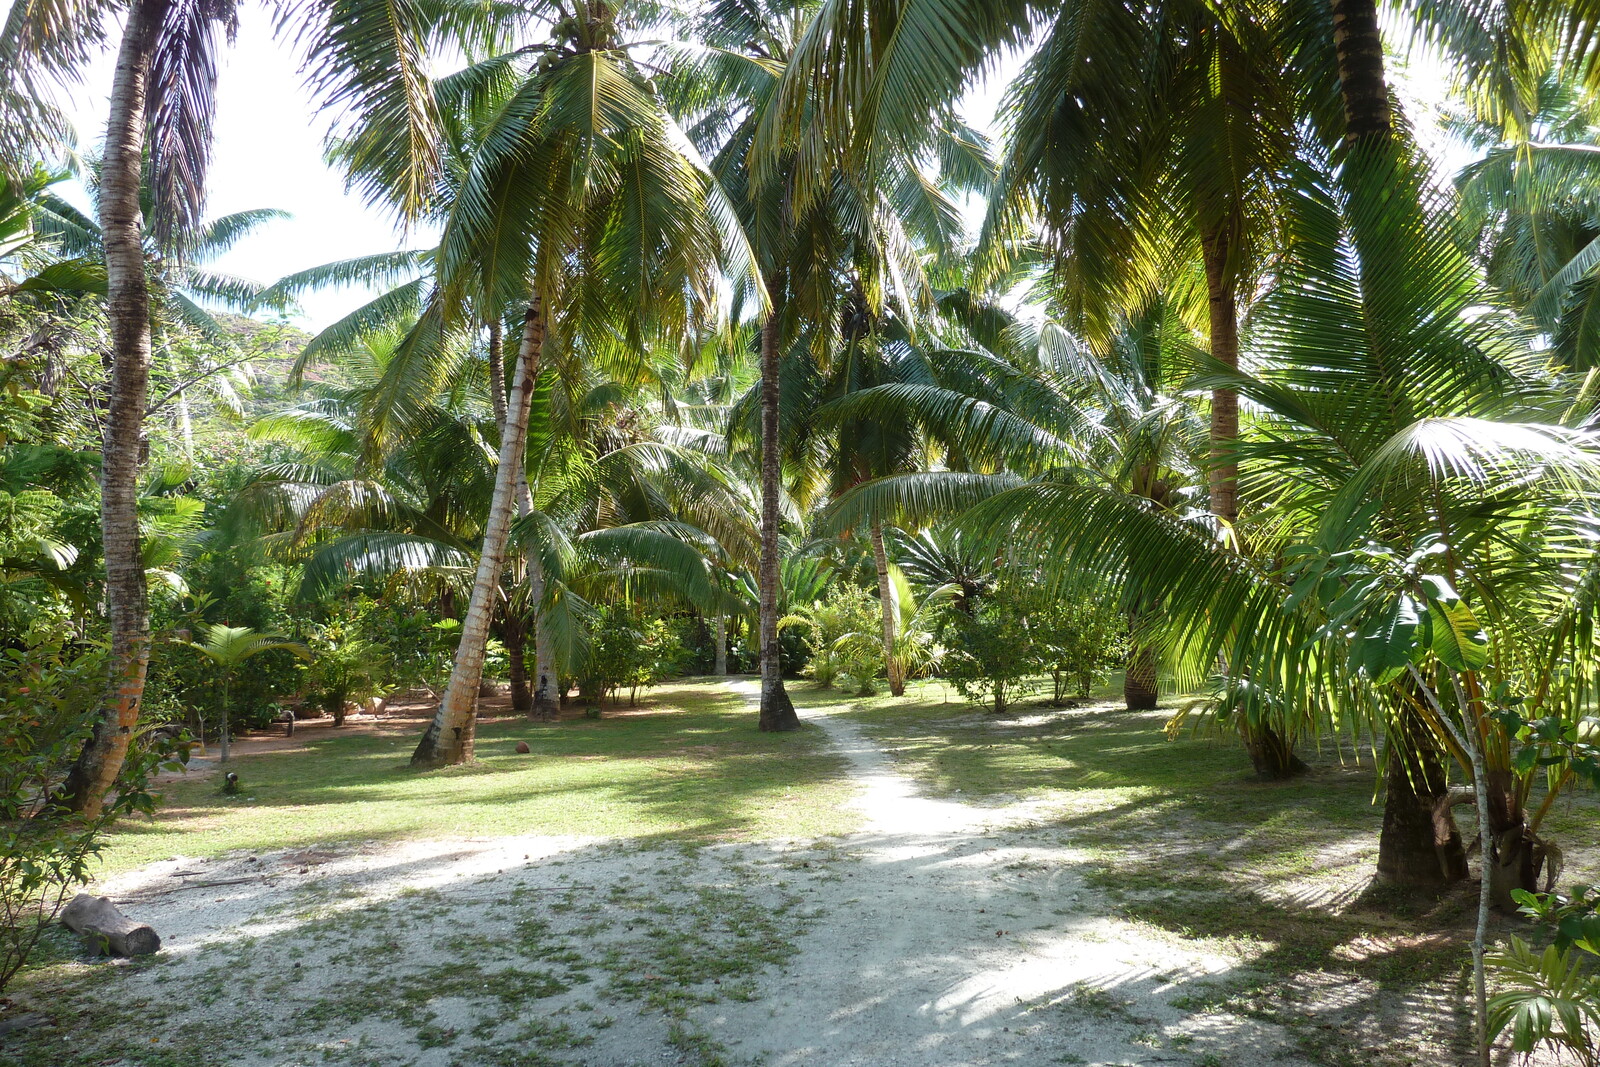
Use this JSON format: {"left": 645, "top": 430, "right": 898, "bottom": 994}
{"left": 1123, "top": 640, "right": 1159, "bottom": 710}
{"left": 713, "top": 612, "right": 727, "bottom": 675}
{"left": 1378, "top": 699, "right": 1468, "bottom": 886}
{"left": 1203, "top": 221, "right": 1302, "bottom": 777}
{"left": 529, "top": 556, "right": 558, "bottom": 719}
{"left": 757, "top": 310, "right": 798, "bottom": 731}
{"left": 412, "top": 296, "right": 544, "bottom": 766}
{"left": 870, "top": 521, "right": 904, "bottom": 696}
{"left": 1201, "top": 229, "right": 1240, "bottom": 527}
{"left": 1325, "top": 0, "right": 1471, "bottom": 886}
{"left": 60, "top": 0, "right": 169, "bottom": 817}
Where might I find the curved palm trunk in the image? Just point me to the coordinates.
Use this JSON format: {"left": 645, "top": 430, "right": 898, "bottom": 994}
{"left": 412, "top": 297, "right": 544, "bottom": 766}
{"left": 870, "top": 522, "right": 904, "bottom": 696}
{"left": 61, "top": 0, "right": 169, "bottom": 816}
{"left": 757, "top": 310, "right": 797, "bottom": 731}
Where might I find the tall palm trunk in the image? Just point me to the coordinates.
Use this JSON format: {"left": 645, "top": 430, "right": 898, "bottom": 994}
{"left": 61, "top": 0, "right": 169, "bottom": 816}
{"left": 1203, "top": 221, "right": 1302, "bottom": 777}
{"left": 870, "top": 521, "right": 904, "bottom": 696}
{"left": 1329, "top": 0, "right": 1391, "bottom": 146}
{"left": 1200, "top": 228, "right": 1240, "bottom": 527}
{"left": 529, "top": 556, "right": 558, "bottom": 719}
{"left": 1327, "top": 0, "right": 1471, "bottom": 883}
{"left": 504, "top": 609, "right": 532, "bottom": 712}
{"left": 757, "top": 310, "right": 797, "bottom": 731}
{"left": 413, "top": 296, "right": 544, "bottom": 766}
{"left": 713, "top": 612, "right": 727, "bottom": 676}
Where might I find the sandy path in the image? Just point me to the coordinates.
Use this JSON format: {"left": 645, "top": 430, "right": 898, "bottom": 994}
{"left": 42, "top": 684, "right": 1321, "bottom": 1067}
{"left": 707, "top": 681, "right": 1310, "bottom": 1067}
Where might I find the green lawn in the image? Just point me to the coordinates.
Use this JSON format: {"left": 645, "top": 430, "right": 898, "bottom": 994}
{"left": 96, "top": 679, "right": 859, "bottom": 877}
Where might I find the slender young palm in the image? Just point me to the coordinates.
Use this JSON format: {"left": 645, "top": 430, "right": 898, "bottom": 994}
{"left": 674, "top": 0, "right": 980, "bottom": 722}
{"left": 183, "top": 625, "right": 310, "bottom": 763}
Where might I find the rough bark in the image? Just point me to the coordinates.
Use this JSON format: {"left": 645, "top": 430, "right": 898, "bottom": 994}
{"left": 61, "top": 893, "right": 160, "bottom": 957}
{"left": 412, "top": 298, "right": 543, "bottom": 766}
{"left": 505, "top": 608, "right": 532, "bottom": 713}
{"left": 1243, "top": 721, "right": 1310, "bottom": 780}
{"left": 1378, "top": 704, "right": 1468, "bottom": 888}
{"left": 61, "top": 0, "right": 169, "bottom": 816}
{"left": 1329, "top": 0, "right": 1392, "bottom": 146}
{"left": 1201, "top": 228, "right": 1240, "bottom": 527}
{"left": 757, "top": 310, "right": 797, "bottom": 731}
{"left": 1123, "top": 643, "right": 1159, "bottom": 710}
{"left": 870, "top": 522, "right": 905, "bottom": 696}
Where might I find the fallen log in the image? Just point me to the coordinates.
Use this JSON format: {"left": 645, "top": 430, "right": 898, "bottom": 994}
{"left": 60, "top": 893, "right": 161, "bottom": 957}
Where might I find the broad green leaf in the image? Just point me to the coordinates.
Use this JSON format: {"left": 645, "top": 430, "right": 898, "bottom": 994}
{"left": 1427, "top": 597, "right": 1489, "bottom": 671}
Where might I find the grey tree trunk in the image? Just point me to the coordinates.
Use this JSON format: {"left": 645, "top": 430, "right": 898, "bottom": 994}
{"left": 757, "top": 310, "right": 797, "bottom": 731}
{"left": 713, "top": 612, "right": 727, "bottom": 676}
{"left": 61, "top": 893, "right": 160, "bottom": 957}
{"left": 529, "top": 555, "right": 558, "bottom": 719}
{"left": 61, "top": 0, "right": 169, "bottom": 816}
{"left": 870, "top": 522, "right": 904, "bottom": 696}
{"left": 413, "top": 298, "right": 544, "bottom": 766}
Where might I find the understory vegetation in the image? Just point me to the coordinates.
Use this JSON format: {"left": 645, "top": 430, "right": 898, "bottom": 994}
{"left": 4, "top": 0, "right": 1600, "bottom": 1063}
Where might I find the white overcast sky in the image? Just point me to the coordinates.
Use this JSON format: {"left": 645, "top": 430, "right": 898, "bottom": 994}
{"left": 57, "top": 6, "right": 435, "bottom": 331}
{"left": 52, "top": 10, "right": 1461, "bottom": 333}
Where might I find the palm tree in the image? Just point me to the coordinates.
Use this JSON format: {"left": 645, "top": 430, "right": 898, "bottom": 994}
{"left": 183, "top": 625, "right": 310, "bottom": 763}
{"left": 8, "top": 0, "right": 492, "bottom": 816}
{"left": 409, "top": 0, "right": 748, "bottom": 765}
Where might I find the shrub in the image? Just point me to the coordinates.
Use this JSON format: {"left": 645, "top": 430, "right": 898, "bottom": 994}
{"left": 579, "top": 608, "right": 684, "bottom": 705}
{"left": 781, "top": 587, "right": 883, "bottom": 695}
{"left": 938, "top": 583, "right": 1036, "bottom": 713}
{"left": 1488, "top": 886, "right": 1600, "bottom": 1065}
{"left": 0, "top": 645, "right": 177, "bottom": 993}
{"left": 1028, "top": 589, "right": 1127, "bottom": 704}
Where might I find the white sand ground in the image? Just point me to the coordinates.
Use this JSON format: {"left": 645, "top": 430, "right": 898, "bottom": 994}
{"left": 60, "top": 682, "right": 1321, "bottom": 1067}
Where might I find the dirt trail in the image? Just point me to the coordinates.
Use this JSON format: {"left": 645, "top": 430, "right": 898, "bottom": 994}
{"left": 710, "top": 680, "right": 1309, "bottom": 1067}
{"left": 42, "top": 684, "right": 1322, "bottom": 1067}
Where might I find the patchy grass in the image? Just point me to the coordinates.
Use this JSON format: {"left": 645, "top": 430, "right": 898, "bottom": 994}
{"left": 5, "top": 843, "right": 827, "bottom": 1067}
{"left": 795, "top": 676, "right": 1600, "bottom": 1067}
{"left": 98, "top": 680, "right": 857, "bottom": 876}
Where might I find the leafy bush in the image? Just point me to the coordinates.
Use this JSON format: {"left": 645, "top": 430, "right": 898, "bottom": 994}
{"left": 578, "top": 608, "right": 684, "bottom": 704}
{"left": 0, "top": 645, "right": 178, "bottom": 993}
{"left": 304, "top": 627, "right": 390, "bottom": 726}
{"left": 1029, "top": 590, "right": 1126, "bottom": 704}
{"left": 781, "top": 587, "right": 883, "bottom": 695}
{"left": 938, "top": 583, "right": 1037, "bottom": 713}
{"left": 1487, "top": 886, "right": 1600, "bottom": 1065}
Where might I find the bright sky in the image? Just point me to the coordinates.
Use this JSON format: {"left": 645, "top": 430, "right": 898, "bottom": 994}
{"left": 59, "top": 7, "right": 431, "bottom": 331}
